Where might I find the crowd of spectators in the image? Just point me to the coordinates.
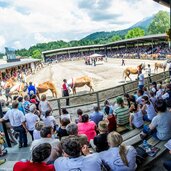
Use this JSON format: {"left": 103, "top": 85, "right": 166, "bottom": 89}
{"left": 0, "top": 74, "right": 170, "bottom": 170}
{"left": 44, "top": 43, "right": 171, "bottom": 63}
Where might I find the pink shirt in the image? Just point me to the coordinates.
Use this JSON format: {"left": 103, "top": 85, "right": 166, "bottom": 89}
{"left": 78, "top": 121, "right": 96, "bottom": 142}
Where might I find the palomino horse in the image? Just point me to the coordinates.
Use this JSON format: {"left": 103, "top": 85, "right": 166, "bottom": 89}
{"left": 67, "top": 76, "right": 94, "bottom": 94}
{"left": 36, "top": 81, "right": 57, "bottom": 98}
{"left": 154, "top": 60, "right": 167, "bottom": 73}
{"left": 123, "top": 63, "right": 145, "bottom": 82}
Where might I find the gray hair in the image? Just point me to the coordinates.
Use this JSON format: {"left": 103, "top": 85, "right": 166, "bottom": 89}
{"left": 66, "top": 123, "right": 78, "bottom": 135}
{"left": 29, "top": 104, "right": 36, "bottom": 113}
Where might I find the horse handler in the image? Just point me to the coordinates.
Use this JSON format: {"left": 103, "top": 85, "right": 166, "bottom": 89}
{"left": 62, "top": 79, "right": 70, "bottom": 106}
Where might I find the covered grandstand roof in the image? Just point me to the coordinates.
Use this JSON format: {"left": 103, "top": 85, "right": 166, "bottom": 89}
{"left": 153, "top": 0, "right": 170, "bottom": 7}
{"left": 42, "top": 34, "right": 167, "bottom": 56}
{"left": 0, "top": 59, "right": 40, "bottom": 70}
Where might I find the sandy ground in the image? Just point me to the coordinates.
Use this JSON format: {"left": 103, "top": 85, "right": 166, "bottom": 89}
{"left": 27, "top": 58, "right": 167, "bottom": 97}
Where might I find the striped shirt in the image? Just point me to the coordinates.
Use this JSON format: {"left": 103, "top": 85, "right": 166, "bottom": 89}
{"left": 114, "top": 106, "right": 129, "bottom": 125}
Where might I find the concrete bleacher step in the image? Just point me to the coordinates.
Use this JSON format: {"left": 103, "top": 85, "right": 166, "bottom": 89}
{"left": 122, "top": 129, "right": 141, "bottom": 141}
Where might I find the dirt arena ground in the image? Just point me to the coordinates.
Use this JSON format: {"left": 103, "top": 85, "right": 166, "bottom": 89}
{"left": 27, "top": 58, "right": 167, "bottom": 97}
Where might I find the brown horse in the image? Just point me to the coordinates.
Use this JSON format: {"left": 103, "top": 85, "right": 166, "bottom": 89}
{"left": 36, "top": 81, "right": 57, "bottom": 98}
{"left": 67, "top": 76, "right": 94, "bottom": 94}
{"left": 154, "top": 60, "right": 167, "bottom": 73}
{"left": 123, "top": 63, "right": 145, "bottom": 82}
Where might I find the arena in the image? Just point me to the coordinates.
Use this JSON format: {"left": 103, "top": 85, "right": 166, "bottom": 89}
{"left": 27, "top": 58, "right": 167, "bottom": 97}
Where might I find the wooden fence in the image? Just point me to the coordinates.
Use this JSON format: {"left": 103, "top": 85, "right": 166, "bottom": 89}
{"left": 49, "top": 71, "right": 170, "bottom": 115}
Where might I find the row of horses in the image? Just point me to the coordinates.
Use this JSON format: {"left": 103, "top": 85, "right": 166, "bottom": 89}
{"left": 3, "top": 60, "right": 169, "bottom": 98}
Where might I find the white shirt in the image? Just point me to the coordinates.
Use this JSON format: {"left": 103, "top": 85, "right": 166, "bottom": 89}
{"left": 39, "top": 101, "right": 50, "bottom": 114}
{"left": 146, "top": 103, "right": 156, "bottom": 120}
{"left": 156, "top": 89, "right": 164, "bottom": 99}
{"left": 60, "top": 114, "right": 71, "bottom": 121}
{"left": 43, "top": 116, "right": 56, "bottom": 127}
{"left": 131, "top": 111, "right": 144, "bottom": 128}
{"left": 138, "top": 73, "right": 144, "bottom": 86}
{"left": 25, "top": 113, "right": 39, "bottom": 131}
{"left": 3, "top": 109, "right": 25, "bottom": 127}
{"left": 33, "top": 130, "right": 41, "bottom": 140}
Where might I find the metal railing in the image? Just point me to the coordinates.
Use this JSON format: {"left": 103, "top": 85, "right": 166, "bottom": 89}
{"left": 49, "top": 71, "right": 170, "bottom": 115}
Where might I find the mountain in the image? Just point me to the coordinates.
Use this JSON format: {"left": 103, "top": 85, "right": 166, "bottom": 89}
{"left": 82, "top": 15, "right": 154, "bottom": 41}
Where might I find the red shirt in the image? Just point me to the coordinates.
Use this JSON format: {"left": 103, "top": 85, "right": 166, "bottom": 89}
{"left": 62, "top": 83, "right": 68, "bottom": 91}
{"left": 13, "top": 161, "right": 55, "bottom": 171}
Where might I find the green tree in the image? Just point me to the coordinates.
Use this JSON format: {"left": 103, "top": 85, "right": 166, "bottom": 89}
{"left": 125, "top": 27, "right": 145, "bottom": 39}
{"left": 148, "top": 11, "right": 169, "bottom": 34}
{"left": 32, "top": 49, "right": 42, "bottom": 59}
{"left": 111, "top": 35, "right": 122, "bottom": 42}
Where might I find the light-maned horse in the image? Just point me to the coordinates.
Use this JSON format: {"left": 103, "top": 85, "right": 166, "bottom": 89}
{"left": 154, "top": 60, "right": 167, "bottom": 73}
{"left": 36, "top": 81, "right": 57, "bottom": 98}
{"left": 67, "top": 76, "right": 94, "bottom": 94}
{"left": 123, "top": 63, "right": 145, "bottom": 82}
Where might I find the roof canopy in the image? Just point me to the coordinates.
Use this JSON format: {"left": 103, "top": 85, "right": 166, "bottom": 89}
{"left": 153, "top": 0, "right": 170, "bottom": 7}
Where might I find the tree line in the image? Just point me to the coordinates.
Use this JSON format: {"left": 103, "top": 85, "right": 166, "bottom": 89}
{"left": 14, "top": 10, "right": 169, "bottom": 59}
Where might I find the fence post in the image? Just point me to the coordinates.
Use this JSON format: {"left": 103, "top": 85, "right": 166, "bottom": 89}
{"left": 96, "top": 92, "right": 100, "bottom": 109}
{"left": 57, "top": 99, "right": 62, "bottom": 116}
{"left": 122, "top": 84, "right": 126, "bottom": 94}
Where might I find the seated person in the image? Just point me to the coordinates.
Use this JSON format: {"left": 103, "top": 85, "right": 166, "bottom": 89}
{"left": 57, "top": 117, "right": 70, "bottom": 140}
{"left": 54, "top": 137, "right": 102, "bottom": 171}
{"left": 75, "top": 108, "right": 83, "bottom": 124}
{"left": 114, "top": 97, "right": 129, "bottom": 126}
{"left": 90, "top": 121, "right": 109, "bottom": 152}
{"left": 13, "top": 143, "right": 55, "bottom": 171}
{"left": 31, "top": 126, "right": 61, "bottom": 163}
{"left": 90, "top": 106, "right": 103, "bottom": 125}
{"left": 100, "top": 131, "right": 137, "bottom": 171}
{"left": 129, "top": 103, "right": 144, "bottom": 129}
{"left": 140, "top": 99, "right": 171, "bottom": 140}
{"left": 77, "top": 114, "right": 96, "bottom": 142}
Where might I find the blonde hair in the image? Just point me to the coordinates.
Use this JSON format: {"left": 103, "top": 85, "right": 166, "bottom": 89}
{"left": 41, "top": 94, "right": 46, "bottom": 101}
{"left": 107, "top": 131, "right": 128, "bottom": 166}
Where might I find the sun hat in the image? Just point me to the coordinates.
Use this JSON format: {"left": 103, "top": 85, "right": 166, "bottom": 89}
{"left": 98, "top": 121, "right": 108, "bottom": 132}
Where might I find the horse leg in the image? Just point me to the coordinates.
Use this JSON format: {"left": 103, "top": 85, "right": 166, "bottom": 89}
{"left": 72, "top": 87, "right": 76, "bottom": 94}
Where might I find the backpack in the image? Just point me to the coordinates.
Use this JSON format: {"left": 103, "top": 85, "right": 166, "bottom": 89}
{"left": 136, "top": 146, "right": 148, "bottom": 166}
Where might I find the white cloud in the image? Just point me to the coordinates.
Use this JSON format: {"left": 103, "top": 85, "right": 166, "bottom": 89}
{"left": 0, "top": 0, "right": 169, "bottom": 52}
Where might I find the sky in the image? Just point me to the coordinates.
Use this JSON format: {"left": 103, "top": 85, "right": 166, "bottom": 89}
{"left": 0, "top": 0, "right": 169, "bottom": 52}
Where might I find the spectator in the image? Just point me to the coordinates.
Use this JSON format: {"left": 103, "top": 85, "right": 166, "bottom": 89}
{"left": 100, "top": 131, "right": 137, "bottom": 171}
{"left": 13, "top": 143, "right": 55, "bottom": 171}
{"left": 75, "top": 108, "right": 83, "bottom": 123}
{"left": 90, "top": 106, "right": 103, "bottom": 125}
{"left": 103, "top": 100, "right": 113, "bottom": 115}
{"left": 27, "top": 82, "right": 36, "bottom": 97}
{"left": 124, "top": 94, "right": 136, "bottom": 108}
{"left": 60, "top": 108, "right": 71, "bottom": 121}
{"left": 25, "top": 104, "right": 40, "bottom": 140}
{"left": 18, "top": 96, "right": 25, "bottom": 114}
{"left": 39, "top": 94, "right": 52, "bottom": 116}
{"left": 138, "top": 70, "right": 144, "bottom": 90}
{"left": 77, "top": 114, "right": 96, "bottom": 142}
{"left": 156, "top": 84, "right": 164, "bottom": 99}
{"left": 43, "top": 110, "right": 56, "bottom": 131}
{"left": 54, "top": 138, "right": 102, "bottom": 171}
{"left": 162, "top": 83, "right": 171, "bottom": 108}
{"left": 0, "top": 102, "right": 28, "bottom": 148}
{"left": 33, "top": 121, "right": 44, "bottom": 140}
{"left": 141, "top": 96, "right": 156, "bottom": 122}
{"left": 149, "top": 91, "right": 157, "bottom": 106}
{"left": 23, "top": 95, "right": 31, "bottom": 114}
{"left": 57, "top": 117, "right": 70, "bottom": 140}
{"left": 114, "top": 97, "right": 129, "bottom": 126}
{"left": 62, "top": 123, "right": 88, "bottom": 146}
{"left": 140, "top": 99, "right": 171, "bottom": 140}
{"left": 129, "top": 103, "right": 144, "bottom": 129}
{"left": 136, "top": 89, "right": 144, "bottom": 105}
{"left": 31, "top": 126, "right": 61, "bottom": 163}
{"left": 90, "top": 121, "right": 109, "bottom": 152}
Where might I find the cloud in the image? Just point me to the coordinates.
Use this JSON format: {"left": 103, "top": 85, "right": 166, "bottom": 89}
{"left": 0, "top": 0, "right": 169, "bottom": 52}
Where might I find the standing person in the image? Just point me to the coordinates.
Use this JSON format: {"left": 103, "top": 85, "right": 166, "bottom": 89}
{"left": 121, "top": 58, "right": 125, "bottom": 66}
{"left": 39, "top": 94, "right": 52, "bottom": 116}
{"left": 147, "top": 64, "right": 152, "bottom": 83}
{"left": 25, "top": 104, "right": 40, "bottom": 141}
{"left": 0, "top": 102, "right": 28, "bottom": 148}
{"left": 18, "top": 96, "right": 25, "bottom": 115}
{"left": 138, "top": 70, "right": 144, "bottom": 90}
{"left": 27, "top": 82, "right": 36, "bottom": 98}
{"left": 62, "top": 79, "right": 70, "bottom": 106}
{"left": 5, "top": 85, "right": 12, "bottom": 102}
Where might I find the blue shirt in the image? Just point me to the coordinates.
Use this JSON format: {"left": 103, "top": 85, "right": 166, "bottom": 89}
{"left": 54, "top": 153, "right": 102, "bottom": 171}
{"left": 28, "top": 85, "right": 36, "bottom": 96}
{"left": 90, "top": 111, "right": 103, "bottom": 125}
